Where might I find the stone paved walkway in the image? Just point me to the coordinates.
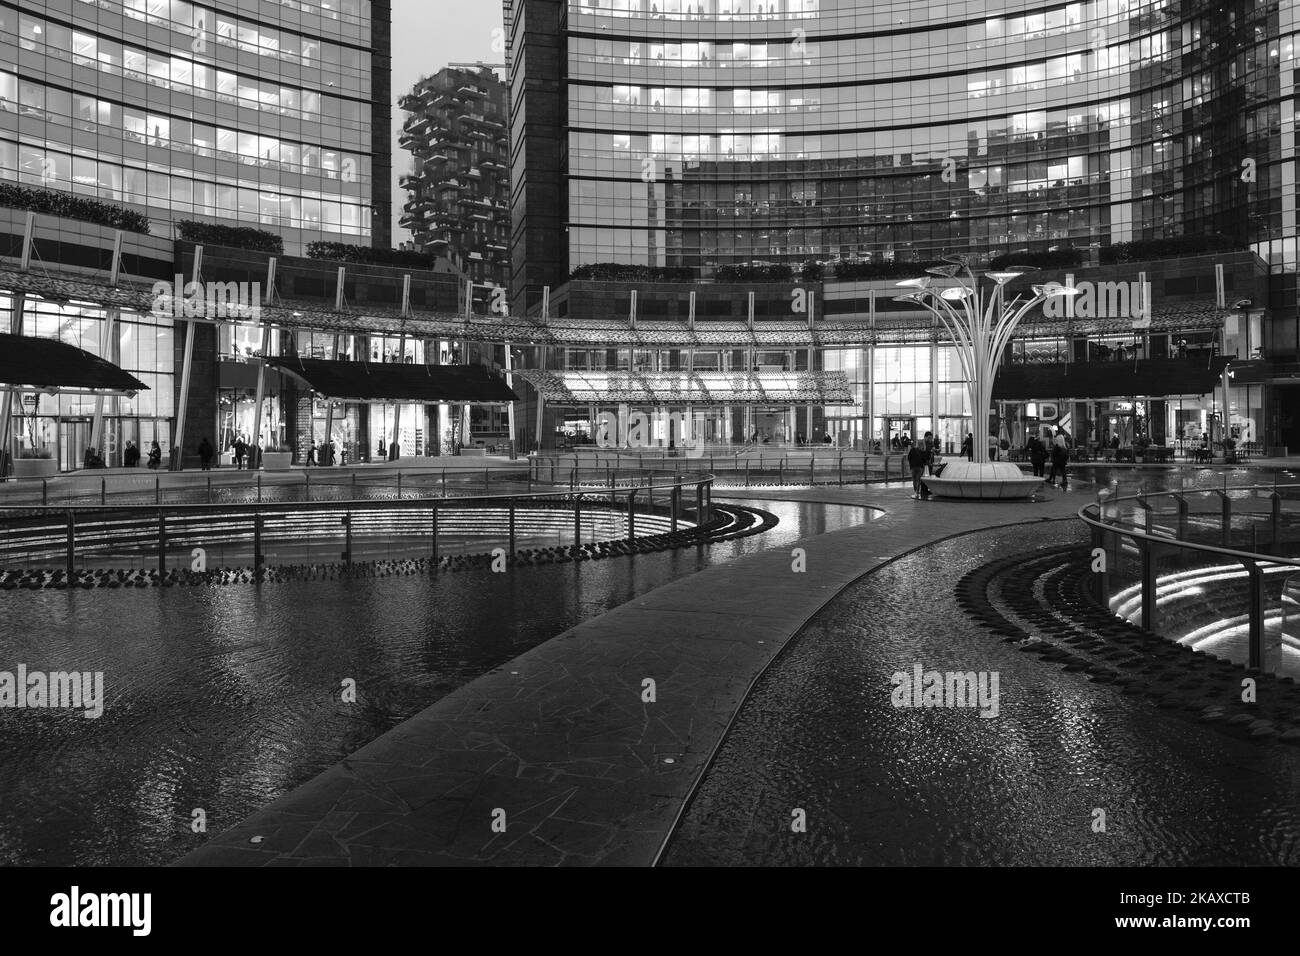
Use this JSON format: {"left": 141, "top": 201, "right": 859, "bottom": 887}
{"left": 176, "top": 478, "right": 1103, "bottom": 866}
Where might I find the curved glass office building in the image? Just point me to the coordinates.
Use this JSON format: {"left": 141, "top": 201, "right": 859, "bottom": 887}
{"left": 0, "top": 0, "right": 390, "bottom": 251}
{"left": 509, "top": 0, "right": 1294, "bottom": 293}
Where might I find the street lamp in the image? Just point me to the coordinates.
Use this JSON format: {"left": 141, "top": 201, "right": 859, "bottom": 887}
{"left": 893, "top": 255, "right": 1078, "bottom": 490}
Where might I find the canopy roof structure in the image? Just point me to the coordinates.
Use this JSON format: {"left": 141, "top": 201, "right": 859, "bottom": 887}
{"left": 0, "top": 332, "right": 147, "bottom": 395}
{"left": 992, "top": 356, "right": 1232, "bottom": 401}
{"left": 513, "top": 369, "right": 854, "bottom": 405}
{"left": 265, "top": 357, "right": 518, "bottom": 404}
{"left": 1, "top": 267, "right": 1229, "bottom": 349}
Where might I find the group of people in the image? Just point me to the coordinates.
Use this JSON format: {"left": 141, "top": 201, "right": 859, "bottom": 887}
{"left": 306, "top": 441, "right": 339, "bottom": 466}
{"left": 1026, "top": 428, "right": 1072, "bottom": 487}
{"left": 116, "top": 440, "right": 162, "bottom": 469}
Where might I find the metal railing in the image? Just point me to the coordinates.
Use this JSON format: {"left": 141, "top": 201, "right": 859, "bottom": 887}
{"left": 532, "top": 450, "right": 910, "bottom": 487}
{"left": 1078, "top": 483, "right": 1300, "bottom": 675}
{"left": 0, "top": 472, "right": 716, "bottom": 574}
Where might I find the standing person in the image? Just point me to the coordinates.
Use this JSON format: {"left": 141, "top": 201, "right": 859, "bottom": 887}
{"left": 922, "top": 430, "right": 937, "bottom": 475}
{"left": 327, "top": 440, "right": 337, "bottom": 466}
{"left": 377, "top": 439, "right": 387, "bottom": 461}
{"left": 233, "top": 436, "right": 247, "bottom": 470}
{"left": 1048, "top": 429, "right": 1070, "bottom": 487}
{"left": 123, "top": 440, "right": 139, "bottom": 468}
{"left": 198, "top": 437, "right": 214, "bottom": 471}
{"left": 147, "top": 440, "right": 162, "bottom": 470}
{"left": 1028, "top": 431, "right": 1048, "bottom": 478}
{"left": 907, "top": 440, "right": 930, "bottom": 499}
{"left": 961, "top": 432, "right": 973, "bottom": 461}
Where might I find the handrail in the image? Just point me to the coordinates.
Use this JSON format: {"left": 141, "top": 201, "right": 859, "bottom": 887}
{"left": 1077, "top": 482, "right": 1300, "bottom": 567}
{"left": 0, "top": 473, "right": 715, "bottom": 519}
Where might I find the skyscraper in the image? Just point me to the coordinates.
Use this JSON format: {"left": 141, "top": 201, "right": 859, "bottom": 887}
{"left": 505, "top": 0, "right": 1295, "bottom": 300}
{"left": 0, "top": 0, "right": 392, "bottom": 252}
{"left": 398, "top": 65, "right": 510, "bottom": 287}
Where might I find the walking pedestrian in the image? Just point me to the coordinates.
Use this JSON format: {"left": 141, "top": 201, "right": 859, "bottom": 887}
{"left": 961, "top": 432, "right": 973, "bottom": 461}
{"left": 233, "top": 436, "right": 247, "bottom": 470}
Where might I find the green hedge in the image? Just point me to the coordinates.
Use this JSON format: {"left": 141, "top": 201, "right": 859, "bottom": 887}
{"left": 1101, "top": 235, "right": 1245, "bottom": 264}
{"left": 989, "top": 248, "right": 1085, "bottom": 270}
{"left": 831, "top": 259, "right": 942, "bottom": 280}
{"left": 177, "top": 220, "right": 283, "bottom": 254}
{"left": 714, "top": 263, "right": 794, "bottom": 282}
{"left": 0, "top": 183, "right": 150, "bottom": 233}
{"left": 306, "top": 242, "right": 437, "bottom": 268}
{"left": 569, "top": 263, "right": 695, "bottom": 282}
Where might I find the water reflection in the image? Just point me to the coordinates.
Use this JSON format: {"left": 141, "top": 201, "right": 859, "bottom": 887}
{"left": 663, "top": 523, "right": 1300, "bottom": 866}
{"left": 0, "top": 498, "right": 872, "bottom": 865}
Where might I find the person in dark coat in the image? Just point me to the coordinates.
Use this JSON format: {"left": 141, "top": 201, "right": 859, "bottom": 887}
{"left": 147, "top": 441, "right": 162, "bottom": 470}
{"left": 233, "top": 437, "right": 247, "bottom": 470}
{"left": 198, "top": 437, "right": 214, "bottom": 470}
{"left": 123, "top": 441, "right": 140, "bottom": 467}
{"left": 961, "top": 432, "right": 973, "bottom": 461}
{"left": 1028, "top": 432, "right": 1048, "bottom": 478}
{"left": 1048, "top": 430, "right": 1070, "bottom": 488}
{"left": 907, "top": 441, "right": 930, "bottom": 499}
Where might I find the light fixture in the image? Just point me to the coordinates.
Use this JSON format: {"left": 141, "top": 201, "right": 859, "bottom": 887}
{"left": 939, "top": 287, "right": 974, "bottom": 300}
{"left": 926, "top": 264, "right": 962, "bottom": 277}
{"left": 984, "top": 271, "right": 1026, "bottom": 284}
{"left": 1032, "top": 282, "right": 1080, "bottom": 297}
{"left": 894, "top": 277, "right": 931, "bottom": 289}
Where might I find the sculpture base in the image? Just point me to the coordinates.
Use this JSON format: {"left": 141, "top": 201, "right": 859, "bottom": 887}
{"left": 924, "top": 461, "right": 1042, "bottom": 500}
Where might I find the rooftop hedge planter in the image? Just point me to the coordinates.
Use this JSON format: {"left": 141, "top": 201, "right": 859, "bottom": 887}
{"left": 1100, "top": 235, "right": 1246, "bottom": 264}
{"left": 0, "top": 183, "right": 150, "bottom": 234}
{"left": 306, "top": 242, "right": 437, "bottom": 268}
{"left": 176, "top": 220, "right": 284, "bottom": 254}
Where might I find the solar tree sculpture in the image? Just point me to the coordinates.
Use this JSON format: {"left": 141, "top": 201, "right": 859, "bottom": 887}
{"left": 892, "top": 254, "right": 1079, "bottom": 498}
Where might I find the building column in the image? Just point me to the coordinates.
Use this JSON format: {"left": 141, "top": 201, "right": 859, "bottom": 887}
{"left": 0, "top": 293, "right": 25, "bottom": 476}
{"left": 930, "top": 336, "right": 940, "bottom": 451}
{"left": 865, "top": 343, "right": 874, "bottom": 451}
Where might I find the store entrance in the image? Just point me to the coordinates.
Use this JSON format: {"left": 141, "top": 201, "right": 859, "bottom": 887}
{"left": 882, "top": 416, "right": 917, "bottom": 450}
{"left": 58, "top": 419, "right": 92, "bottom": 472}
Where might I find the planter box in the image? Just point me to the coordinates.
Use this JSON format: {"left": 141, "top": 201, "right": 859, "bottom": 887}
{"left": 13, "top": 458, "right": 58, "bottom": 479}
{"left": 261, "top": 452, "right": 293, "bottom": 471}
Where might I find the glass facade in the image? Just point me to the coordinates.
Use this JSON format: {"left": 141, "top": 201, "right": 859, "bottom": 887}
{"left": 0, "top": 0, "right": 382, "bottom": 251}
{"left": 1, "top": 293, "right": 175, "bottom": 470}
{"left": 523, "top": 0, "right": 1296, "bottom": 280}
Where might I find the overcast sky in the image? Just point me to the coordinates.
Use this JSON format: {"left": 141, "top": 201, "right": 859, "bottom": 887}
{"left": 389, "top": 1, "right": 505, "bottom": 245}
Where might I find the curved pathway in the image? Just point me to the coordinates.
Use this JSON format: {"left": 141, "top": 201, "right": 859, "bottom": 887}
{"left": 179, "top": 481, "right": 1088, "bottom": 865}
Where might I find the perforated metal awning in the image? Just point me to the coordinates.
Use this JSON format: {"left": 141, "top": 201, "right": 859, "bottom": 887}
{"left": 513, "top": 369, "right": 853, "bottom": 404}
{"left": 0, "top": 333, "right": 146, "bottom": 394}
{"left": 265, "top": 357, "right": 518, "bottom": 403}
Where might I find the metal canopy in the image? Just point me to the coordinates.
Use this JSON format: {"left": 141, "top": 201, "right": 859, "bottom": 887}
{"left": 265, "top": 357, "right": 518, "bottom": 404}
{"left": 0, "top": 333, "right": 147, "bottom": 395}
{"left": 513, "top": 369, "right": 854, "bottom": 404}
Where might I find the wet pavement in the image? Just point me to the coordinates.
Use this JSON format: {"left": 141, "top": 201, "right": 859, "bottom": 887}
{"left": 661, "top": 523, "right": 1300, "bottom": 866}
{"left": 0, "top": 498, "right": 870, "bottom": 865}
